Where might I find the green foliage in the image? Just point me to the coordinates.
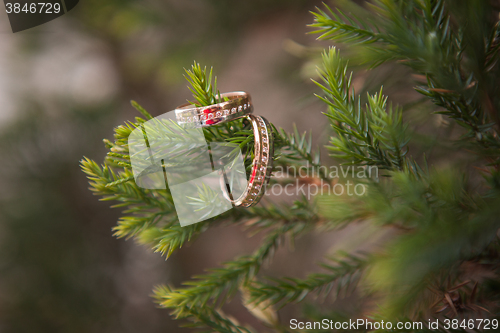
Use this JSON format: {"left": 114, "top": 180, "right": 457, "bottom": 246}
{"left": 314, "top": 47, "right": 409, "bottom": 170}
{"left": 248, "top": 253, "right": 366, "bottom": 309}
{"left": 154, "top": 223, "right": 310, "bottom": 314}
{"left": 311, "top": 0, "right": 500, "bottom": 155}
{"left": 184, "top": 62, "right": 225, "bottom": 107}
{"left": 309, "top": 0, "right": 500, "bottom": 324}
{"left": 82, "top": 1, "right": 500, "bottom": 331}
{"left": 310, "top": 2, "right": 380, "bottom": 45}
{"left": 273, "top": 125, "right": 329, "bottom": 181}
{"left": 81, "top": 61, "right": 327, "bottom": 331}
{"left": 187, "top": 183, "right": 228, "bottom": 218}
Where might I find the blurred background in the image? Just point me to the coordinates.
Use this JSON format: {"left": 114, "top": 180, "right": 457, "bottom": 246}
{"left": 0, "top": 1, "right": 419, "bottom": 332}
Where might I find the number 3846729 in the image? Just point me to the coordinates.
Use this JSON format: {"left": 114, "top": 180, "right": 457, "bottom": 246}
{"left": 5, "top": 3, "right": 61, "bottom": 14}
{"left": 443, "top": 319, "right": 498, "bottom": 330}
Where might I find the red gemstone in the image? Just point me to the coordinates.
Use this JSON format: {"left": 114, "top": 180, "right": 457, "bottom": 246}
{"left": 203, "top": 107, "right": 219, "bottom": 125}
{"left": 249, "top": 165, "right": 257, "bottom": 184}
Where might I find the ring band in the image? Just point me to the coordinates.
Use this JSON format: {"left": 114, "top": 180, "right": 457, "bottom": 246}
{"left": 175, "top": 91, "right": 252, "bottom": 127}
{"left": 221, "top": 115, "right": 273, "bottom": 207}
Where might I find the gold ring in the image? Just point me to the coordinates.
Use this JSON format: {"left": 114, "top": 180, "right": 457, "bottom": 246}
{"left": 221, "top": 114, "right": 273, "bottom": 207}
{"left": 175, "top": 91, "right": 252, "bottom": 127}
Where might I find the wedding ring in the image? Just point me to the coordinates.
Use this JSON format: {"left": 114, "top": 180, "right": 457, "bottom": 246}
{"left": 221, "top": 115, "right": 273, "bottom": 207}
{"left": 175, "top": 91, "right": 252, "bottom": 127}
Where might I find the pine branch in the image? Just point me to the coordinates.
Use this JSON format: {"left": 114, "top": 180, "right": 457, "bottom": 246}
{"left": 186, "top": 183, "right": 228, "bottom": 218}
{"left": 80, "top": 158, "right": 171, "bottom": 212}
{"left": 309, "top": 3, "right": 381, "bottom": 45}
{"left": 311, "top": 1, "right": 500, "bottom": 152}
{"left": 153, "top": 222, "right": 309, "bottom": 314}
{"left": 141, "top": 223, "right": 208, "bottom": 258}
{"left": 273, "top": 125, "right": 329, "bottom": 181}
{"left": 184, "top": 61, "right": 224, "bottom": 107}
{"left": 152, "top": 291, "right": 254, "bottom": 333}
{"left": 311, "top": 0, "right": 456, "bottom": 68}
{"left": 248, "top": 253, "right": 367, "bottom": 309}
{"left": 242, "top": 197, "right": 319, "bottom": 232}
{"left": 314, "top": 47, "right": 409, "bottom": 171}
{"left": 358, "top": 170, "right": 499, "bottom": 317}
{"left": 114, "top": 211, "right": 172, "bottom": 239}
{"left": 131, "top": 100, "right": 153, "bottom": 120}
{"left": 185, "top": 307, "right": 253, "bottom": 333}
{"left": 240, "top": 285, "right": 279, "bottom": 328}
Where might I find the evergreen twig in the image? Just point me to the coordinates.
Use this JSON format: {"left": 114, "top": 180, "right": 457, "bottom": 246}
{"left": 249, "top": 253, "right": 366, "bottom": 309}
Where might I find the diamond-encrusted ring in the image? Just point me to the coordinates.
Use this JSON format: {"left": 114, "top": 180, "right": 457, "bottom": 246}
{"left": 221, "top": 114, "right": 274, "bottom": 207}
{"left": 175, "top": 91, "right": 253, "bottom": 127}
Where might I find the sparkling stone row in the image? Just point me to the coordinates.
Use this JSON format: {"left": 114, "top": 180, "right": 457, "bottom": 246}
{"left": 177, "top": 102, "right": 251, "bottom": 123}
{"left": 246, "top": 116, "right": 270, "bottom": 204}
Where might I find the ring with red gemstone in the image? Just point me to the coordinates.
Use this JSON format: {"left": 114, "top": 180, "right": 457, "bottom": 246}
{"left": 175, "top": 91, "right": 253, "bottom": 127}
{"left": 220, "top": 114, "right": 274, "bottom": 207}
